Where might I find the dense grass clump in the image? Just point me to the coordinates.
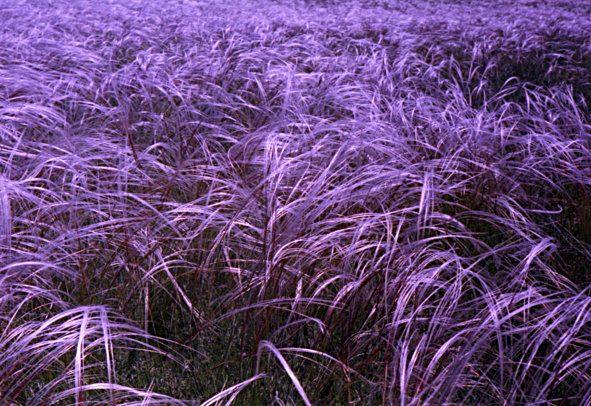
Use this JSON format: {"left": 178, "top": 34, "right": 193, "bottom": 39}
{"left": 1, "top": 0, "right": 591, "bottom": 404}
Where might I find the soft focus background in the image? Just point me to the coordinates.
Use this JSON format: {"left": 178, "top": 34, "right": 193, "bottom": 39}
{"left": 1, "top": 0, "right": 590, "bottom": 404}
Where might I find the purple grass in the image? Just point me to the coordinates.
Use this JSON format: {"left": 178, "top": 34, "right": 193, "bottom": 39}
{"left": 1, "top": 0, "right": 591, "bottom": 403}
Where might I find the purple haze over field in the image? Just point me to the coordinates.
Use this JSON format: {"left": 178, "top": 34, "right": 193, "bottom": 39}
{"left": 1, "top": 0, "right": 591, "bottom": 404}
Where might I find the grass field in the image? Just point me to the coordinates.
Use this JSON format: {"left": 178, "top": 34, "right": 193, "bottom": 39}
{"left": 1, "top": 0, "right": 591, "bottom": 404}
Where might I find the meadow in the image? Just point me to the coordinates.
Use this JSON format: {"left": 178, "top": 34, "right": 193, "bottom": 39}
{"left": 1, "top": 0, "right": 591, "bottom": 404}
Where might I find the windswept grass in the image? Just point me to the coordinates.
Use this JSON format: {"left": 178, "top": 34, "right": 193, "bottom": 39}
{"left": 1, "top": 0, "right": 590, "bottom": 404}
